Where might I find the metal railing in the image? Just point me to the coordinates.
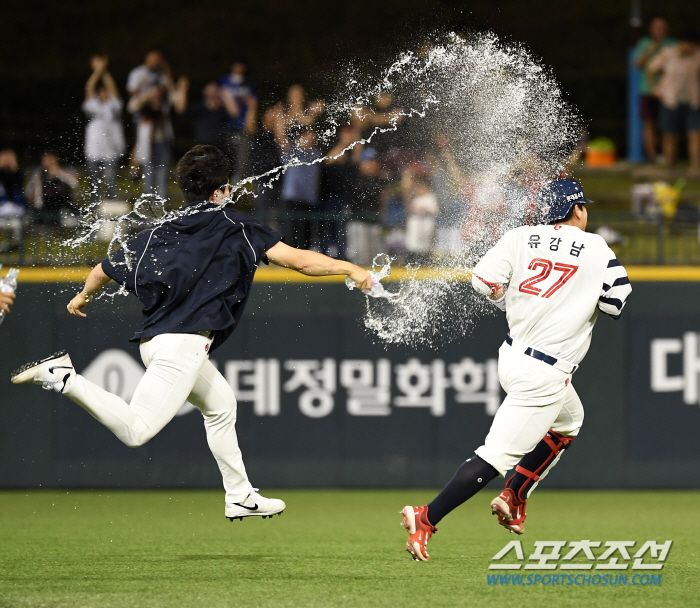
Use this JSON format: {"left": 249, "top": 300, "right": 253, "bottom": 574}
{"left": 586, "top": 212, "right": 700, "bottom": 266}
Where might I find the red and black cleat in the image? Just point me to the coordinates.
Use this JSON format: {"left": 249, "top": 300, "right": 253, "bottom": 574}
{"left": 490, "top": 488, "right": 526, "bottom": 535}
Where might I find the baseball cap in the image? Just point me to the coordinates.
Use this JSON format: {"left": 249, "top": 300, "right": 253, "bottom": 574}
{"left": 537, "top": 178, "right": 593, "bottom": 222}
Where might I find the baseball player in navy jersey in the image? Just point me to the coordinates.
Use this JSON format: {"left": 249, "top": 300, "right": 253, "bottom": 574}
{"left": 11, "top": 145, "right": 372, "bottom": 523}
{"left": 401, "top": 178, "right": 632, "bottom": 561}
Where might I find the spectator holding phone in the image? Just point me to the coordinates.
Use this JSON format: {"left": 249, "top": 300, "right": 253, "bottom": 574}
{"left": 282, "top": 84, "right": 324, "bottom": 132}
{"left": 83, "top": 55, "right": 126, "bottom": 205}
{"left": 126, "top": 50, "right": 187, "bottom": 198}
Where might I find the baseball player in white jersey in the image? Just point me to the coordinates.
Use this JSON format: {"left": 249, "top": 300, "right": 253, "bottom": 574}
{"left": 401, "top": 178, "right": 632, "bottom": 561}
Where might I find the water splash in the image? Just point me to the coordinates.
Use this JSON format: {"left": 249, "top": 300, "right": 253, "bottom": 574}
{"left": 345, "top": 254, "right": 401, "bottom": 299}
{"left": 63, "top": 32, "right": 580, "bottom": 343}
{"left": 357, "top": 33, "right": 581, "bottom": 347}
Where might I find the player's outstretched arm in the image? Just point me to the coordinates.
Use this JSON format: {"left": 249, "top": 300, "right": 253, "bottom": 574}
{"left": 67, "top": 263, "right": 113, "bottom": 318}
{"left": 265, "top": 242, "right": 372, "bottom": 290}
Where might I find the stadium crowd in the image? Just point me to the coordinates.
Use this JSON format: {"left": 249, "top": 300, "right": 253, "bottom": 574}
{"left": 0, "top": 48, "right": 466, "bottom": 264}
{"left": 634, "top": 18, "right": 700, "bottom": 171}
{"left": 1, "top": 17, "right": 699, "bottom": 263}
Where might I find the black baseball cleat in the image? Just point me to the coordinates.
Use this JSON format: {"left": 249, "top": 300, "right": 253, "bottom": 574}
{"left": 11, "top": 351, "right": 75, "bottom": 394}
{"left": 225, "top": 488, "right": 285, "bottom": 521}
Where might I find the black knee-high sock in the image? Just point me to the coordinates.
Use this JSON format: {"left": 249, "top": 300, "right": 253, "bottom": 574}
{"left": 427, "top": 456, "right": 499, "bottom": 526}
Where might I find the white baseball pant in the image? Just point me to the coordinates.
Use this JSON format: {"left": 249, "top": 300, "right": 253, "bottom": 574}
{"left": 475, "top": 342, "right": 584, "bottom": 477}
{"left": 65, "top": 332, "right": 252, "bottom": 503}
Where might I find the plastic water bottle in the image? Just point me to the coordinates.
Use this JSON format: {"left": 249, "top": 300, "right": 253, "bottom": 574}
{"left": 0, "top": 267, "right": 19, "bottom": 327}
{"left": 345, "top": 273, "right": 389, "bottom": 298}
{"left": 345, "top": 254, "right": 399, "bottom": 300}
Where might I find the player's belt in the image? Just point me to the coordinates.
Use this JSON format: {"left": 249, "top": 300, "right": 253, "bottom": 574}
{"left": 505, "top": 335, "right": 578, "bottom": 374}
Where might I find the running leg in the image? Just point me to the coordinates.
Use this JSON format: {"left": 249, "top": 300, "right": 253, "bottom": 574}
{"left": 65, "top": 333, "right": 211, "bottom": 447}
{"left": 187, "top": 359, "right": 253, "bottom": 503}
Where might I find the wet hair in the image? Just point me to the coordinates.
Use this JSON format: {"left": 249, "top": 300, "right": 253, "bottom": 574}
{"left": 549, "top": 203, "right": 583, "bottom": 225}
{"left": 175, "top": 145, "right": 231, "bottom": 203}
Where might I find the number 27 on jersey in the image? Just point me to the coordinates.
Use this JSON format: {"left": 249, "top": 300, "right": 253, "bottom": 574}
{"left": 518, "top": 258, "right": 578, "bottom": 298}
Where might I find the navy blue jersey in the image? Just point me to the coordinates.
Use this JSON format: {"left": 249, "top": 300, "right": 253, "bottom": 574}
{"left": 102, "top": 201, "right": 283, "bottom": 351}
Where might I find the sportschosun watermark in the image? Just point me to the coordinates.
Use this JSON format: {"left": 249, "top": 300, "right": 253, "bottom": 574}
{"left": 487, "top": 540, "right": 672, "bottom": 586}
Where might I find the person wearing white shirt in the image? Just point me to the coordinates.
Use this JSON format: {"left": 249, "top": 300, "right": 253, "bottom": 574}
{"left": 126, "top": 50, "right": 187, "bottom": 199}
{"left": 82, "top": 56, "right": 126, "bottom": 205}
{"left": 401, "top": 178, "right": 632, "bottom": 562}
{"left": 402, "top": 166, "right": 439, "bottom": 260}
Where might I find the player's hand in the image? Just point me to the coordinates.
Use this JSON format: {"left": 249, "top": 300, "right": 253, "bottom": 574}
{"left": 348, "top": 267, "right": 372, "bottom": 291}
{"left": 489, "top": 285, "right": 506, "bottom": 300}
{"left": 0, "top": 292, "right": 15, "bottom": 314}
{"left": 67, "top": 292, "right": 90, "bottom": 317}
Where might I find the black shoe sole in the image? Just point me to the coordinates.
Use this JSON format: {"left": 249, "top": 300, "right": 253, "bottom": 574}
{"left": 226, "top": 511, "right": 284, "bottom": 522}
{"left": 11, "top": 351, "right": 68, "bottom": 380}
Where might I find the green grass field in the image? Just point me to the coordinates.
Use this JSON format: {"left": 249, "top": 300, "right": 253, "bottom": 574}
{"left": 0, "top": 489, "right": 697, "bottom": 608}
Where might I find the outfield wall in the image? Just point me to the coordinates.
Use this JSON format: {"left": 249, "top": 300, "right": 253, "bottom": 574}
{"left": 1, "top": 268, "right": 699, "bottom": 489}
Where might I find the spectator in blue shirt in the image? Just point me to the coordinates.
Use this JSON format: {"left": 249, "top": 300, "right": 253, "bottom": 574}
{"left": 633, "top": 16, "right": 676, "bottom": 162}
{"left": 219, "top": 58, "right": 258, "bottom": 180}
{"left": 0, "top": 149, "right": 26, "bottom": 247}
{"left": 0, "top": 149, "right": 26, "bottom": 213}
{"left": 274, "top": 117, "right": 322, "bottom": 249}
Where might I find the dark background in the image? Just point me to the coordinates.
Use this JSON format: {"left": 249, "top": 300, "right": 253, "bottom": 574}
{"left": 3, "top": 0, "right": 700, "bottom": 163}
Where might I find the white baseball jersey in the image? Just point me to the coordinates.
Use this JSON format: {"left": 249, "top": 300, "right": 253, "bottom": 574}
{"left": 472, "top": 224, "right": 632, "bottom": 366}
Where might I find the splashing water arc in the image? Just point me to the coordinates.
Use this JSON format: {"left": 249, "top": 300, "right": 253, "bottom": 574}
{"left": 358, "top": 33, "right": 581, "bottom": 346}
{"left": 66, "top": 32, "right": 580, "bottom": 346}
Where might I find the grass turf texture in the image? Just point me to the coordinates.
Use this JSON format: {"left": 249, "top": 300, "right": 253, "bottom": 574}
{"left": 0, "top": 489, "right": 696, "bottom": 608}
